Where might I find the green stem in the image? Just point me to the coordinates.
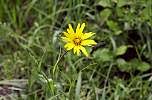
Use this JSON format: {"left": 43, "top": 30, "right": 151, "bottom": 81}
{"left": 53, "top": 50, "right": 68, "bottom": 76}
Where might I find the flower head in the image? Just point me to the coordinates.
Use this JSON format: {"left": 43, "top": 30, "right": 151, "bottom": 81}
{"left": 62, "top": 23, "right": 97, "bottom": 56}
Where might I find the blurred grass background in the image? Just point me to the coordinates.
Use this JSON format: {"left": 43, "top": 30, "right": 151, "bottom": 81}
{"left": 0, "top": 0, "right": 152, "bottom": 99}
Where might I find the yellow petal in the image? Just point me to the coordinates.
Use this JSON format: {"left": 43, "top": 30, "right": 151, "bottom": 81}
{"left": 73, "top": 46, "right": 80, "bottom": 55}
{"left": 61, "top": 37, "right": 71, "bottom": 42}
{"left": 76, "top": 46, "right": 80, "bottom": 55}
{"left": 67, "top": 29, "right": 71, "bottom": 34}
{"left": 82, "top": 32, "right": 95, "bottom": 40}
{"left": 80, "top": 46, "right": 88, "bottom": 57}
{"left": 68, "top": 24, "right": 74, "bottom": 33}
{"left": 81, "top": 40, "right": 97, "bottom": 46}
{"left": 63, "top": 31, "right": 75, "bottom": 40}
{"left": 73, "top": 46, "right": 77, "bottom": 54}
{"left": 79, "top": 23, "right": 85, "bottom": 33}
{"left": 63, "top": 32, "right": 69, "bottom": 37}
{"left": 69, "top": 32, "right": 75, "bottom": 38}
{"left": 76, "top": 23, "right": 81, "bottom": 34}
{"left": 64, "top": 43, "right": 75, "bottom": 50}
{"left": 76, "top": 23, "right": 85, "bottom": 37}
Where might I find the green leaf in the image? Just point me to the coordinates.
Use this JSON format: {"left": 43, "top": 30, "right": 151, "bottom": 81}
{"left": 117, "top": 0, "right": 131, "bottom": 7}
{"left": 131, "top": 59, "right": 150, "bottom": 72}
{"left": 117, "top": 58, "right": 132, "bottom": 72}
{"left": 115, "top": 45, "right": 128, "bottom": 56}
{"left": 107, "top": 20, "right": 122, "bottom": 35}
{"left": 94, "top": 48, "right": 114, "bottom": 62}
{"left": 100, "top": 9, "right": 111, "bottom": 23}
{"left": 98, "top": 0, "right": 112, "bottom": 7}
{"left": 138, "top": 62, "right": 150, "bottom": 72}
{"left": 75, "top": 71, "right": 82, "bottom": 100}
{"left": 116, "top": 7, "right": 124, "bottom": 17}
{"left": 117, "top": 58, "right": 150, "bottom": 72}
{"left": 140, "top": 8, "right": 151, "bottom": 21}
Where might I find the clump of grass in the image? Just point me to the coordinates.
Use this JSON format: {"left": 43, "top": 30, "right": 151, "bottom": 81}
{"left": 0, "top": 0, "right": 152, "bottom": 99}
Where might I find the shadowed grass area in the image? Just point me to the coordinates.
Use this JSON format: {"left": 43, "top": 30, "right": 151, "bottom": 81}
{"left": 0, "top": 0, "right": 152, "bottom": 99}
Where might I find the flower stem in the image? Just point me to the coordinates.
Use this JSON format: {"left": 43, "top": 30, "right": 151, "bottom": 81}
{"left": 53, "top": 50, "right": 68, "bottom": 76}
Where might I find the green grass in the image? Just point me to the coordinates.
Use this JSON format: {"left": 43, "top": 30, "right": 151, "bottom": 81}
{"left": 0, "top": 0, "right": 152, "bottom": 99}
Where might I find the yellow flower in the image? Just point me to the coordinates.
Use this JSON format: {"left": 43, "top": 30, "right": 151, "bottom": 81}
{"left": 62, "top": 23, "right": 97, "bottom": 57}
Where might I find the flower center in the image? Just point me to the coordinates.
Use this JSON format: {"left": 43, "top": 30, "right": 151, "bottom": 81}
{"left": 73, "top": 38, "right": 81, "bottom": 46}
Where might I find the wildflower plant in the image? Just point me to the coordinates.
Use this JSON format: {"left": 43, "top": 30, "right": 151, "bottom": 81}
{"left": 62, "top": 23, "right": 97, "bottom": 57}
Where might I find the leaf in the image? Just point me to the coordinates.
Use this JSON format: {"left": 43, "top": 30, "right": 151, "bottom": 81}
{"left": 117, "top": 58, "right": 132, "bottom": 72}
{"left": 117, "top": 0, "right": 130, "bottom": 7}
{"left": 117, "top": 58, "right": 150, "bottom": 72}
{"left": 0, "top": 79, "right": 28, "bottom": 88}
{"left": 138, "top": 62, "right": 150, "bottom": 72}
{"left": 98, "top": 0, "right": 112, "bottom": 7}
{"left": 140, "top": 8, "right": 151, "bottom": 20}
{"left": 130, "top": 59, "right": 150, "bottom": 72}
{"left": 131, "top": 59, "right": 150, "bottom": 72}
{"left": 116, "top": 7, "right": 124, "bottom": 17}
{"left": 148, "top": 95, "right": 152, "bottom": 100}
{"left": 100, "top": 9, "right": 111, "bottom": 24}
{"left": 107, "top": 20, "right": 122, "bottom": 35}
{"left": 115, "top": 45, "right": 128, "bottom": 56}
{"left": 94, "top": 48, "right": 114, "bottom": 62}
{"left": 75, "top": 71, "right": 82, "bottom": 100}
